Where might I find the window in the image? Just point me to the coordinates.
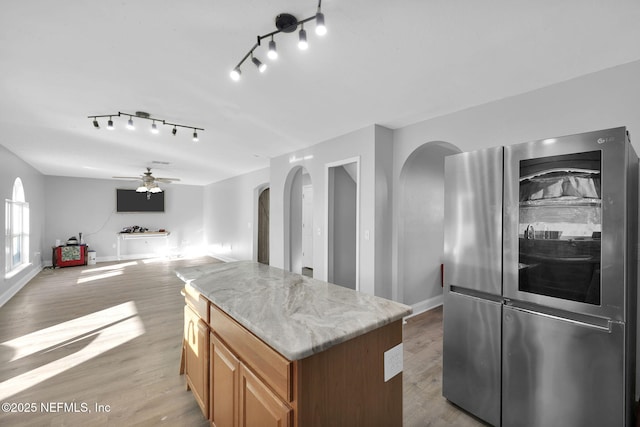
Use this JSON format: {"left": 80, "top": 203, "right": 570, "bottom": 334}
{"left": 5, "top": 178, "right": 29, "bottom": 275}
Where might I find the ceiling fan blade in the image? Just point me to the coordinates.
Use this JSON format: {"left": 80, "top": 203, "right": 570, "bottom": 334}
{"left": 112, "top": 176, "right": 142, "bottom": 180}
{"left": 155, "top": 177, "right": 181, "bottom": 182}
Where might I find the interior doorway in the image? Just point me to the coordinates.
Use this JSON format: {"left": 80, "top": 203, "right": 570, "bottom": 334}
{"left": 257, "top": 187, "right": 270, "bottom": 265}
{"left": 301, "top": 185, "right": 313, "bottom": 277}
{"left": 285, "top": 167, "right": 312, "bottom": 275}
{"left": 326, "top": 158, "right": 359, "bottom": 290}
{"left": 398, "top": 142, "right": 460, "bottom": 307}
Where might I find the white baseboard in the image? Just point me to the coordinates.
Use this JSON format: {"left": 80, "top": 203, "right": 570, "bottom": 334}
{"left": 406, "top": 293, "right": 444, "bottom": 319}
{"left": 205, "top": 251, "right": 237, "bottom": 263}
{"left": 0, "top": 263, "right": 43, "bottom": 308}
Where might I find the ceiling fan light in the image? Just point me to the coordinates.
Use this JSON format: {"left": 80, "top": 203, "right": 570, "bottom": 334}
{"left": 315, "top": 12, "right": 326, "bottom": 36}
{"left": 268, "top": 39, "right": 278, "bottom": 60}
{"left": 230, "top": 67, "right": 241, "bottom": 81}
{"left": 149, "top": 186, "right": 162, "bottom": 193}
{"left": 127, "top": 117, "right": 135, "bottom": 130}
{"left": 298, "top": 27, "right": 308, "bottom": 50}
{"left": 136, "top": 186, "right": 147, "bottom": 193}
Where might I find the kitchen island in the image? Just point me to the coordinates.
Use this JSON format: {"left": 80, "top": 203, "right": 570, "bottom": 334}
{"left": 176, "top": 260, "right": 412, "bottom": 427}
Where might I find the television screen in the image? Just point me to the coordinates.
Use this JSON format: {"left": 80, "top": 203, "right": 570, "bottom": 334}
{"left": 116, "top": 189, "right": 165, "bottom": 212}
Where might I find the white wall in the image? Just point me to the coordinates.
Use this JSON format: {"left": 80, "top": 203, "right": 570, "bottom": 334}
{"left": 270, "top": 125, "right": 384, "bottom": 295}
{"left": 392, "top": 60, "right": 640, "bottom": 312}
{"left": 0, "top": 144, "right": 46, "bottom": 305}
{"left": 200, "top": 60, "right": 640, "bottom": 309}
{"left": 203, "top": 167, "right": 270, "bottom": 262}
{"left": 44, "top": 176, "right": 205, "bottom": 262}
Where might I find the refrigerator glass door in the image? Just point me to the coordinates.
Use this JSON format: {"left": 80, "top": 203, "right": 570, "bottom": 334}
{"left": 504, "top": 127, "right": 629, "bottom": 321}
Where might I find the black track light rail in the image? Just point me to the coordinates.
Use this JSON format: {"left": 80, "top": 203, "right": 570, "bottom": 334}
{"left": 231, "top": 0, "right": 323, "bottom": 75}
{"left": 88, "top": 111, "right": 204, "bottom": 132}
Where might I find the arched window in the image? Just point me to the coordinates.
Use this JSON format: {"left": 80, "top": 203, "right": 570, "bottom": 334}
{"left": 5, "top": 177, "right": 30, "bottom": 274}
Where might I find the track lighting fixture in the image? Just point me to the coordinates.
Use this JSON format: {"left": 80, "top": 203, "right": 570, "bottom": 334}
{"left": 298, "top": 24, "right": 308, "bottom": 50}
{"left": 230, "top": 0, "right": 326, "bottom": 81}
{"left": 268, "top": 36, "right": 278, "bottom": 60}
{"left": 230, "top": 67, "right": 241, "bottom": 81}
{"left": 251, "top": 54, "right": 267, "bottom": 72}
{"left": 315, "top": 10, "right": 326, "bottom": 36}
{"left": 88, "top": 111, "right": 204, "bottom": 140}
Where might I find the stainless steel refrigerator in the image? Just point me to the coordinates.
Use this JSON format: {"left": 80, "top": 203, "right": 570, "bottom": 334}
{"left": 442, "top": 127, "right": 638, "bottom": 426}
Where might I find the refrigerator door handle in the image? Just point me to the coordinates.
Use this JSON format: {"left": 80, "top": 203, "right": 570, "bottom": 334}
{"left": 505, "top": 302, "right": 612, "bottom": 332}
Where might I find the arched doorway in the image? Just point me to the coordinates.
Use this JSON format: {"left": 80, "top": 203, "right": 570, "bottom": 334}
{"left": 257, "top": 187, "right": 270, "bottom": 265}
{"left": 283, "top": 166, "right": 313, "bottom": 274}
{"left": 398, "top": 142, "right": 460, "bottom": 308}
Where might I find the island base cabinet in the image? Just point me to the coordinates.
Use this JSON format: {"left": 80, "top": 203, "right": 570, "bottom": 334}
{"left": 240, "top": 364, "right": 292, "bottom": 427}
{"left": 210, "top": 332, "right": 239, "bottom": 427}
{"left": 210, "top": 331, "right": 291, "bottom": 427}
{"left": 184, "top": 305, "right": 209, "bottom": 418}
{"left": 295, "top": 320, "right": 404, "bottom": 426}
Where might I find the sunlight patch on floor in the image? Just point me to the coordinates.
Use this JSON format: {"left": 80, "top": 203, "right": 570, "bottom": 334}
{"left": 76, "top": 270, "right": 123, "bottom": 284}
{"left": 0, "top": 301, "right": 145, "bottom": 401}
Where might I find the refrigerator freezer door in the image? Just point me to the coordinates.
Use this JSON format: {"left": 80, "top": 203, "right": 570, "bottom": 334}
{"left": 502, "top": 305, "right": 627, "bottom": 427}
{"left": 444, "top": 146, "right": 503, "bottom": 296}
{"left": 443, "top": 291, "right": 501, "bottom": 426}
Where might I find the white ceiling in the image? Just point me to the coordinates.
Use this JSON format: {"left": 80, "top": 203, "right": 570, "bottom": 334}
{"left": 2, "top": 0, "right": 640, "bottom": 186}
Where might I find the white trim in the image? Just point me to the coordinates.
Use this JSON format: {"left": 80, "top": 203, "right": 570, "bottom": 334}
{"left": 0, "top": 264, "right": 42, "bottom": 308}
{"left": 204, "top": 251, "right": 238, "bottom": 263}
{"left": 405, "top": 294, "right": 444, "bottom": 319}
{"left": 324, "top": 156, "right": 360, "bottom": 290}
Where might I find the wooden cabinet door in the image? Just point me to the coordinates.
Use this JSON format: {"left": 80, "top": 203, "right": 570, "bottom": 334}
{"left": 184, "top": 305, "right": 209, "bottom": 417}
{"left": 239, "top": 364, "right": 291, "bottom": 427}
{"left": 211, "top": 333, "right": 239, "bottom": 427}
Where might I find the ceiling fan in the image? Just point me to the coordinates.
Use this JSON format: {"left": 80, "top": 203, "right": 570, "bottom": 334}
{"left": 113, "top": 167, "right": 180, "bottom": 195}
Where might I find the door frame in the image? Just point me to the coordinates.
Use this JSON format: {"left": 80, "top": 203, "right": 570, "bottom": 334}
{"left": 324, "top": 156, "right": 360, "bottom": 290}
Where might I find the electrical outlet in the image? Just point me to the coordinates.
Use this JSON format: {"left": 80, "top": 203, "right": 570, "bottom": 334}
{"left": 384, "top": 343, "right": 403, "bottom": 382}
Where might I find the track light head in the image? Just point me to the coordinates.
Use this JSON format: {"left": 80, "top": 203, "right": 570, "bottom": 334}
{"left": 298, "top": 25, "right": 308, "bottom": 50}
{"left": 107, "top": 118, "right": 114, "bottom": 130}
{"left": 268, "top": 38, "right": 278, "bottom": 60}
{"left": 230, "top": 67, "right": 241, "bottom": 81}
{"left": 92, "top": 118, "right": 100, "bottom": 129}
{"left": 172, "top": 126, "right": 177, "bottom": 136}
{"left": 151, "top": 121, "right": 159, "bottom": 134}
{"left": 192, "top": 129, "right": 199, "bottom": 142}
{"left": 251, "top": 55, "right": 267, "bottom": 73}
{"left": 127, "top": 117, "right": 135, "bottom": 130}
{"left": 315, "top": 12, "right": 326, "bottom": 36}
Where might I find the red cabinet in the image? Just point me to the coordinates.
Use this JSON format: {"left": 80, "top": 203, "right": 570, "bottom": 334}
{"left": 52, "top": 245, "right": 87, "bottom": 268}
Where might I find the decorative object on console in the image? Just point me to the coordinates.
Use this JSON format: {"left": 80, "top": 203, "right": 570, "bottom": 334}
{"left": 87, "top": 111, "right": 203, "bottom": 142}
{"left": 229, "top": 0, "right": 326, "bottom": 81}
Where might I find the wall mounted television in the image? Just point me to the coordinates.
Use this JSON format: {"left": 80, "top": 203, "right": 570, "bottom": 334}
{"left": 116, "top": 189, "right": 165, "bottom": 213}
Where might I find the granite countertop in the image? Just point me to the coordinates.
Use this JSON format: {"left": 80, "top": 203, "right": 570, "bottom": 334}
{"left": 175, "top": 261, "right": 412, "bottom": 361}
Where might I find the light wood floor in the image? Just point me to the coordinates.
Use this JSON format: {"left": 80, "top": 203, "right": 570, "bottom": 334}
{"left": 0, "top": 257, "right": 485, "bottom": 426}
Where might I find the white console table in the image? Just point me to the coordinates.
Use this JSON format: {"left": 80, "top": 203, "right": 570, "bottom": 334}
{"left": 116, "top": 231, "right": 170, "bottom": 260}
